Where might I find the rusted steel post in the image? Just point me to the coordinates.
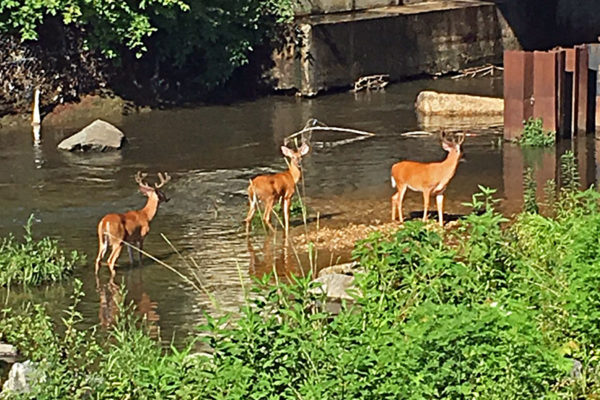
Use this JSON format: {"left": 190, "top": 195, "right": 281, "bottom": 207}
{"left": 587, "top": 44, "right": 600, "bottom": 134}
{"left": 556, "top": 50, "right": 568, "bottom": 138}
{"left": 533, "top": 50, "right": 566, "bottom": 137}
{"left": 565, "top": 48, "right": 578, "bottom": 135}
{"left": 503, "top": 50, "right": 533, "bottom": 141}
{"left": 575, "top": 45, "right": 589, "bottom": 134}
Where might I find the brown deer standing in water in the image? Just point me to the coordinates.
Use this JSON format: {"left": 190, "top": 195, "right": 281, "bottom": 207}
{"left": 391, "top": 132, "right": 465, "bottom": 226}
{"left": 245, "top": 143, "right": 310, "bottom": 235}
{"left": 94, "top": 172, "right": 171, "bottom": 277}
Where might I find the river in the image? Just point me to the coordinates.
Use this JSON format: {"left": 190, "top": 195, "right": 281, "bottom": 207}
{"left": 0, "top": 75, "right": 596, "bottom": 347}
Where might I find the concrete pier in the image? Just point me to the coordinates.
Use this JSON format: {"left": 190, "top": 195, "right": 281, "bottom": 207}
{"left": 272, "top": 0, "right": 519, "bottom": 96}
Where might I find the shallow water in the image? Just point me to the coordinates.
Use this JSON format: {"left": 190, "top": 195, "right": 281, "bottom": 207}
{"left": 0, "top": 75, "right": 597, "bottom": 346}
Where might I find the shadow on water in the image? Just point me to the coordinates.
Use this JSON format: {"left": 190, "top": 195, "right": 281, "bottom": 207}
{"left": 0, "top": 74, "right": 599, "bottom": 349}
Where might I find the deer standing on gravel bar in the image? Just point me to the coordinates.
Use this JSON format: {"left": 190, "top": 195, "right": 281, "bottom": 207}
{"left": 95, "top": 171, "right": 171, "bottom": 277}
{"left": 245, "top": 143, "right": 310, "bottom": 235}
{"left": 391, "top": 131, "right": 465, "bottom": 226}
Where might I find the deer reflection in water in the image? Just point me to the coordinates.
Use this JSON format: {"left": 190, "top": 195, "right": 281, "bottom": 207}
{"left": 95, "top": 270, "right": 160, "bottom": 337}
{"left": 247, "top": 235, "right": 308, "bottom": 281}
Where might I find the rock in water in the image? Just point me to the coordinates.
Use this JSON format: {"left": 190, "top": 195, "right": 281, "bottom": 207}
{"left": 415, "top": 90, "right": 504, "bottom": 116}
{"left": 57, "top": 119, "right": 125, "bottom": 151}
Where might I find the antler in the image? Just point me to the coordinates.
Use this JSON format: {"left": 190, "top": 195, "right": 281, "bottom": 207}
{"left": 440, "top": 130, "right": 465, "bottom": 145}
{"left": 135, "top": 171, "right": 151, "bottom": 188}
{"left": 154, "top": 172, "right": 171, "bottom": 189}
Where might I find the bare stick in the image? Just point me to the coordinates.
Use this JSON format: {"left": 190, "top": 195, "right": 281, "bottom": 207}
{"left": 285, "top": 124, "right": 375, "bottom": 143}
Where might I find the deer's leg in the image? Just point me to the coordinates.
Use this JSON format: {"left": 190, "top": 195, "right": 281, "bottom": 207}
{"left": 394, "top": 185, "right": 408, "bottom": 223}
{"left": 138, "top": 240, "right": 144, "bottom": 266}
{"left": 245, "top": 196, "right": 258, "bottom": 234}
{"left": 263, "top": 197, "right": 275, "bottom": 232}
{"left": 95, "top": 233, "right": 108, "bottom": 274}
{"left": 127, "top": 244, "right": 135, "bottom": 265}
{"left": 436, "top": 194, "right": 444, "bottom": 226}
{"left": 422, "top": 190, "right": 431, "bottom": 222}
{"left": 391, "top": 192, "right": 398, "bottom": 221}
{"left": 106, "top": 242, "right": 123, "bottom": 279}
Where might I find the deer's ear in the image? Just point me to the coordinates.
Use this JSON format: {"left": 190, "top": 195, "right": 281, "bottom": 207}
{"left": 299, "top": 143, "right": 310, "bottom": 156}
{"left": 281, "top": 146, "right": 294, "bottom": 157}
{"left": 441, "top": 140, "right": 453, "bottom": 152}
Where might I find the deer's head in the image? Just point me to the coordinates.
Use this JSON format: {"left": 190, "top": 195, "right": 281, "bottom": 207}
{"left": 135, "top": 171, "right": 172, "bottom": 203}
{"left": 440, "top": 131, "right": 465, "bottom": 154}
{"left": 281, "top": 142, "right": 310, "bottom": 168}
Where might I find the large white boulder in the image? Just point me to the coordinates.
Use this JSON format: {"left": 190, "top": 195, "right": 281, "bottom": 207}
{"left": 415, "top": 90, "right": 504, "bottom": 116}
{"left": 57, "top": 119, "right": 125, "bottom": 151}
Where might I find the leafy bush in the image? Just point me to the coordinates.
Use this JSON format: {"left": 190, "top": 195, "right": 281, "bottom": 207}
{"left": 0, "top": 0, "right": 295, "bottom": 90}
{"left": 519, "top": 117, "right": 556, "bottom": 147}
{"left": 0, "top": 215, "right": 83, "bottom": 287}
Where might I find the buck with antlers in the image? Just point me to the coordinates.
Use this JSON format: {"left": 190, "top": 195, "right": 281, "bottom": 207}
{"left": 391, "top": 131, "right": 465, "bottom": 226}
{"left": 245, "top": 142, "right": 310, "bottom": 235}
{"left": 94, "top": 171, "right": 171, "bottom": 277}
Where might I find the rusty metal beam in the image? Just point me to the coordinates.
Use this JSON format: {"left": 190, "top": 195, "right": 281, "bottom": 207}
{"left": 533, "top": 51, "right": 562, "bottom": 134}
{"left": 503, "top": 50, "right": 533, "bottom": 141}
{"left": 575, "top": 45, "right": 589, "bottom": 134}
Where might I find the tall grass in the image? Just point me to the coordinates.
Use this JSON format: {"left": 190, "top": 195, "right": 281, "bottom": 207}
{"left": 0, "top": 215, "right": 84, "bottom": 287}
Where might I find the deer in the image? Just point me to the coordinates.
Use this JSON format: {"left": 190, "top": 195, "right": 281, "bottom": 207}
{"left": 245, "top": 142, "right": 310, "bottom": 235}
{"left": 390, "top": 131, "right": 465, "bottom": 226}
{"left": 94, "top": 171, "right": 171, "bottom": 278}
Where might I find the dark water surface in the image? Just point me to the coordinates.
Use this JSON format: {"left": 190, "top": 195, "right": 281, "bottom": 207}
{"left": 0, "top": 76, "right": 597, "bottom": 346}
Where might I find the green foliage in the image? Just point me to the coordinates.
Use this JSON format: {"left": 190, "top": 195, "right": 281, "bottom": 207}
{"left": 519, "top": 117, "right": 556, "bottom": 147}
{"left": 523, "top": 167, "right": 539, "bottom": 213}
{"left": 0, "top": 215, "right": 83, "bottom": 287}
{"left": 0, "top": 0, "right": 189, "bottom": 58}
{"left": 0, "top": 0, "right": 295, "bottom": 88}
{"left": 559, "top": 150, "right": 579, "bottom": 193}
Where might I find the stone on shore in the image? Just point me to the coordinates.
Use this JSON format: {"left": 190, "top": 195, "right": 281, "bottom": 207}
{"left": 0, "top": 343, "right": 18, "bottom": 363}
{"left": 415, "top": 90, "right": 504, "bottom": 116}
{"left": 57, "top": 119, "right": 125, "bottom": 151}
{"left": 1, "top": 361, "right": 44, "bottom": 395}
{"left": 309, "top": 273, "right": 356, "bottom": 301}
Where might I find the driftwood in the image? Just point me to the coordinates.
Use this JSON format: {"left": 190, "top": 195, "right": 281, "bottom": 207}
{"left": 353, "top": 74, "right": 389, "bottom": 92}
{"left": 284, "top": 119, "right": 375, "bottom": 148}
{"left": 451, "top": 64, "right": 503, "bottom": 80}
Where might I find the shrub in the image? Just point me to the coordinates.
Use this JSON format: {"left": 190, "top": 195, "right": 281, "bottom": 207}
{"left": 519, "top": 117, "right": 556, "bottom": 147}
{"left": 0, "top": 215, "right": 83, "bottom": 287}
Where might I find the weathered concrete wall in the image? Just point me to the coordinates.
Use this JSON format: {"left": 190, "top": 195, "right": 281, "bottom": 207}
{"left": 275, "top": 1, "right": 518, "bottom": 95}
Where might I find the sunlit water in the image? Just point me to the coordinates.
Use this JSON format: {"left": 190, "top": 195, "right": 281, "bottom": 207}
{"left": 0, "top": 75, "right": 597, "bottom": 356}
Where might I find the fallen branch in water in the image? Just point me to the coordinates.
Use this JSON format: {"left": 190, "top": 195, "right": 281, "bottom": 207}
{"left": 285, "top": 119, "right": 375, "bottom": 147}
{"left": 353, "top": 74, "right": 389, "bottom": 92}
{"left": 451, "top": 64, "right": 503, "bottom": 80}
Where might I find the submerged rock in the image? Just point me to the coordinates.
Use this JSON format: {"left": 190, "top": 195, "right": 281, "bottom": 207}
{"left": 1, "top": 361, "right": 44, "bottom": 395}
{"left": 57, "top": 119, "right": 125, "bottom": 151}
